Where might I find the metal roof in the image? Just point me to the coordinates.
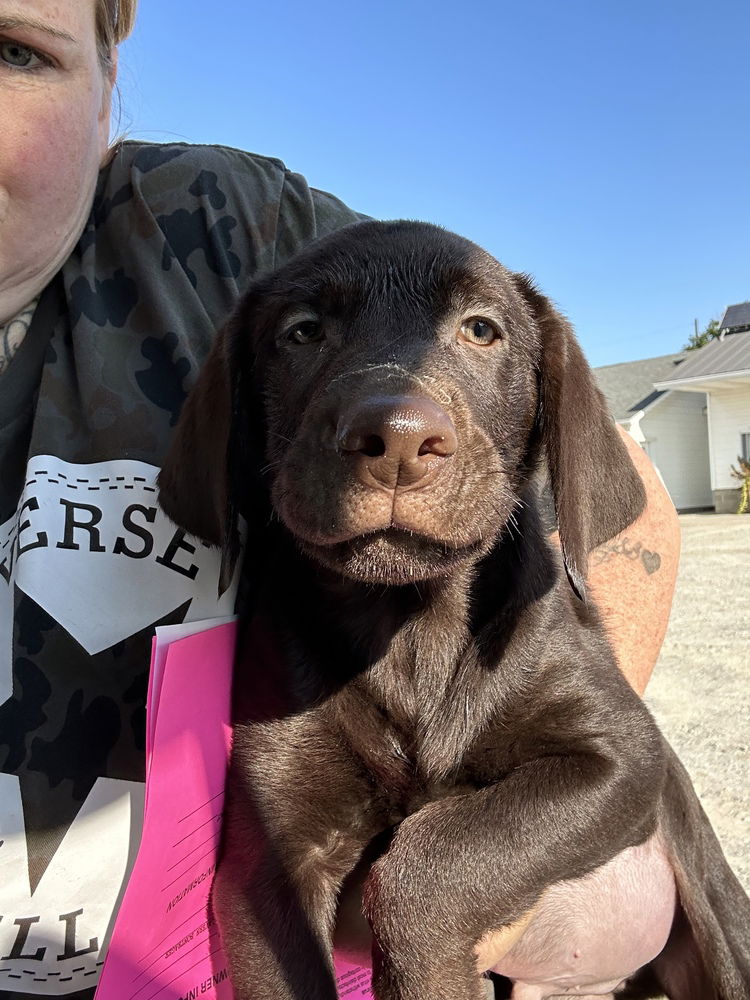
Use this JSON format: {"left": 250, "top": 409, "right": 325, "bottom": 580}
{"left": 655, "top": 331, "right": 750, "bottom": 388}
{"left": 593, "top": 353, "right": 686, "bottom": 422}
{"left": 720, "top": 301, "right": 750, "bottom": 332}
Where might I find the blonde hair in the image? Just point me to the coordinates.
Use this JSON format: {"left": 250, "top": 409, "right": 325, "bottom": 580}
{"left": 96, "top": 0, "right": 138, "bottom": 69}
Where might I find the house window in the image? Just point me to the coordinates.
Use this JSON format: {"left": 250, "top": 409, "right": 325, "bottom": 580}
{"left": 742, "top": 432, "right": 750, "bottom": 461}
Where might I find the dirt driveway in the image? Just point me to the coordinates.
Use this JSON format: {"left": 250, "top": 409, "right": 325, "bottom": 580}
{"left": 645, "top": 512, "right": 749, "bottom": 892}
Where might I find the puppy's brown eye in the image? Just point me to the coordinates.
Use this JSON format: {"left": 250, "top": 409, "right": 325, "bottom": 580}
{"left": 459, "top": 318, "right": 500, "bottom": 346}
{"left": 288, "top": 321, "right": 324, "bottom": 345}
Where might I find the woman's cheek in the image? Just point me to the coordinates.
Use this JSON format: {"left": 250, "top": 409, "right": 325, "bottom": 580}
{"left": 12, "top": 92, "right": 102, "bottom": 225}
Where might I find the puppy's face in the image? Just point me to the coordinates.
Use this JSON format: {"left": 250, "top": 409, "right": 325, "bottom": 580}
{"left": 160, "top": 221, "right": 640, "bottom": 595}
{"left": 246, "top": 222, "right": 543, "bottom": 584}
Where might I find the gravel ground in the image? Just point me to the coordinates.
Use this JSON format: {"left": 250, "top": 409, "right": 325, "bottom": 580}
{"left": 645, "top": 512, "right": 750, "bottom": 893}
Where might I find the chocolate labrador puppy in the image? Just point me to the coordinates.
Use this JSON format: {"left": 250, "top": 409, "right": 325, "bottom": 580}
{"left": 159, "top": 221, "right": 750, "bottom": 1000}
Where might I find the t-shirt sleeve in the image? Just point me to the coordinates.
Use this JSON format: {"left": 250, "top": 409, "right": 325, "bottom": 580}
{"left": 110, "top": 143, "right": 368, "bottom": 329}
{"left": 273, "top": 169, "right": 368, "bottom": 270}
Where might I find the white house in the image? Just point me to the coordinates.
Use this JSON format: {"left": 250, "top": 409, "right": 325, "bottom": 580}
{"left": 594, "top": 354, "right": 713, "bottom": 511}
{"left": 654, "top": 302, "right": 750, "bottom": 513}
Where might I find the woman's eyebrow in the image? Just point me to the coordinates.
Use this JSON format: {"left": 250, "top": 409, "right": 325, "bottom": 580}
{"left": 0, "top": 14, "right": 79, "bottom": 44}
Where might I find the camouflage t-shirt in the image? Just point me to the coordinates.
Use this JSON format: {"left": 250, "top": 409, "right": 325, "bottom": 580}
{"left": 0, "top": 141, "right": 362, "bottom": 1000}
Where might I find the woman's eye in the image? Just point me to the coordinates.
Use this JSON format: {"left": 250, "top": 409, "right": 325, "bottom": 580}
{"left": 0, "top": 41, "right": 46, "bottom": 70}
{"left": 459, "top": 318, "right": 500, "bottom": 346}
{"left": 287, "top": 320, "right": 324, "bottom": 345}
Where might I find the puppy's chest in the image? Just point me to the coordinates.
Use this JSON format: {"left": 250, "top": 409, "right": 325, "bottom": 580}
{"left": 329, "top": 637, "right": 519, "bottom": 808}
{"left": 238, "top": 610, "right": 521, "bottom": 814}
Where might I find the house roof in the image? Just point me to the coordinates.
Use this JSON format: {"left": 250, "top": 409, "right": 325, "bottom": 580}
{"left": 593, "top": 353, "right": 687, "bottom": 422}
{"left": 655, "top": 331, "right": 750, "bottom": 389}
{"left": 720, "top": 301, "right": 750, "bottom": 332}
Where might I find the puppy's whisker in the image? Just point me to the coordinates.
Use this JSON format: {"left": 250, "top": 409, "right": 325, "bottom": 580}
{"left": 259, "top": 460, "right": 283, "bottom": 476}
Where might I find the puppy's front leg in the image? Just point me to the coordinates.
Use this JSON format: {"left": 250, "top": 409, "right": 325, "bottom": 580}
{"left": 212, "top": 838, "right": 341, "bottom": 1000}
{"left": 363, "top": 742, "right": 664, "bottom": 1000}
{"left": 213, "top": 718, "right": 379, "bottom": 1000}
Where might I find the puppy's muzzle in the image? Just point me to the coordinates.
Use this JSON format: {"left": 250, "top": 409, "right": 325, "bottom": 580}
{"left": 335, "top": 394, "right": 457, "bottom": 490}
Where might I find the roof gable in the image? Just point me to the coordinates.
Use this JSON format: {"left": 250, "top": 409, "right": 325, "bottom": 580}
{"left": 594, "top": 353, "right": 686, "bottom": 421}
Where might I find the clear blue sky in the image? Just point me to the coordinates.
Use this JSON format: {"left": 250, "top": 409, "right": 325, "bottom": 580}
{"left": 118, "top": 0, "right": 749, "bottom": 367}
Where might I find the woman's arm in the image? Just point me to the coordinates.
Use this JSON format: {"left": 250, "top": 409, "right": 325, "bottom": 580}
{"left": 586, "top": 426, "right": 681, "bottom": 695}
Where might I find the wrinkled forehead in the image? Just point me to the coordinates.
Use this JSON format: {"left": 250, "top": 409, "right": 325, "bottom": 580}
{"left": 265, "top": 222, "right": 519, "bottom": 324}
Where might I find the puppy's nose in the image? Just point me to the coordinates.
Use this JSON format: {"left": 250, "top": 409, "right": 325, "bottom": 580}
{"left": 336, "top": 395, "right": 457, "bottom": 489}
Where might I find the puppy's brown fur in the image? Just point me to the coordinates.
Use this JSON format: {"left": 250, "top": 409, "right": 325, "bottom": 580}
{"left": 160, "top": 221, "right": 750, "bottom": 1000}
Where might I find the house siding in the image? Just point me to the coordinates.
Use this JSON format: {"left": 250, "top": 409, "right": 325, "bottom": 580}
{"left": 640, "top": 392, "right": 712, "bottom": 509}
{"left": 708, "top": 389, "right": 750, "bottom": 491}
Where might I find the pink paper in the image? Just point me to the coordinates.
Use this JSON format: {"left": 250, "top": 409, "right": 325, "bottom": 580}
{"left": 97, "top": 621, "right": 236, "bottom": 1000}
{"left": 334, "top": 958, "right": 374, "bottom": 998}
{"left": 97, "top": 618, "right": 373, "bottom": 1000}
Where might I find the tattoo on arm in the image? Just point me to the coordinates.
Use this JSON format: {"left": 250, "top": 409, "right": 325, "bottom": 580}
{"left": 591, "top": 536, "right": 661, "bottom": 575}
{"left": 0, "top": 301, "right": 37, "bottom": 375}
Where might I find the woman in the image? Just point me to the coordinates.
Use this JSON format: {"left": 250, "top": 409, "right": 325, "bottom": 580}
{"left": 0, "top": 2, "right": 679, "bottom": 997}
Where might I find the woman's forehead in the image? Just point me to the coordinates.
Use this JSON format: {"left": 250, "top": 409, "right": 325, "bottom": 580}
{"left": 0, "top": 0, "right": 97, "bottom": 41}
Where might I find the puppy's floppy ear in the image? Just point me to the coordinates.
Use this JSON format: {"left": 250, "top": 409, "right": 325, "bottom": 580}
{"left": 158, "top": 298, "right": 256, "bottom": 595}
{"left": 513, "top": 273, "right": 646, "bottom": 601}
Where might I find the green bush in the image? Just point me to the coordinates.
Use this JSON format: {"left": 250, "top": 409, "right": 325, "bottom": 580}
{"left": 730, "top": 457, "right": 750, "bottom": 514}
